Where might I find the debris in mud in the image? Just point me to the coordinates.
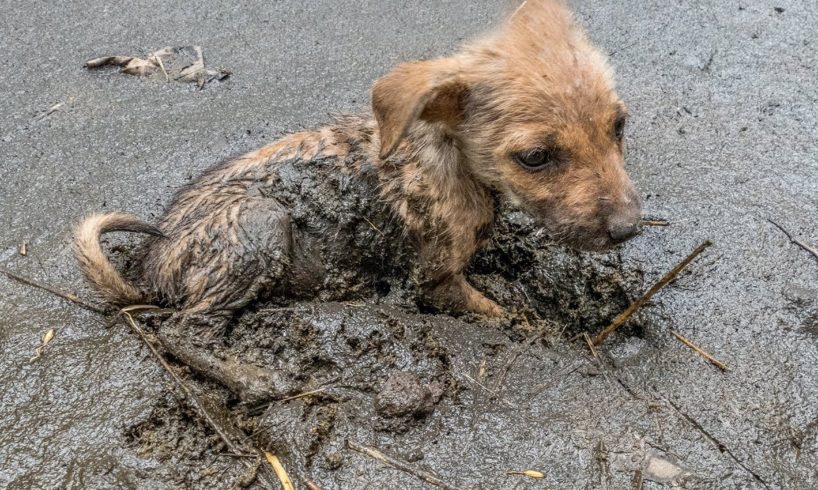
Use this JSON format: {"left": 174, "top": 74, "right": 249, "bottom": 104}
{"left": 85, "top": 46, "right": 230, "bottom": 89}
{"left": 0, "top": 267, "right": 107, "bottom": 314}
{"left": 671, "top": 330, "right": 729, "bottom": 371}
{"left": 347, "top": 440, "right": 466, "bottom": 490}
{"left": 506, "top": 469, "right": 545, "bottom": 479}
{"left": 640, "top": 218, "right": 670, "bottom": 227}
{"left": 592, "top": 240, "right": 713, "bottom": 345}
{"left": 29, "top": 328, "right": 54, "bottom": 362}
{"left": 34, "top": 98, "right": 74, "bottom": 121}
{"left": 769, "top": 219, "right": 818, "bottom": 265}
{"left": 374, "top": 371, "right": 444, "bottom": 418}
{"left": 120, "top": 311, "right": 282, "bottom": 488}
{"left": 264, "top": 452, "right": 295, "bottom": 490}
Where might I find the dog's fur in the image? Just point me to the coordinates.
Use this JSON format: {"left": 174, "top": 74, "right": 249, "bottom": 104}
{"left": 74, "top": 0, "right": 641, "bottom": 400}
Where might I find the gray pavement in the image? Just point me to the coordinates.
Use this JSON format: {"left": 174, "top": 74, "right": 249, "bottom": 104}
{"left": 1, "top": 0, "right": 817, "bottom": 488}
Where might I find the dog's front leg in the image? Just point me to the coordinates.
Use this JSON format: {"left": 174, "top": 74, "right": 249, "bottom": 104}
{"left": 426, "top": 273, "right": 504, "bottom": 317}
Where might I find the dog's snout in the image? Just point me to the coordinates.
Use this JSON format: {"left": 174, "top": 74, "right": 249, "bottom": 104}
{"left": 607, "top": 218, "right": 639, "bottom": 244}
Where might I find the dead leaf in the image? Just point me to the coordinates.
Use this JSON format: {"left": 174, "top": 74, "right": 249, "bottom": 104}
{"left": 85, "top": 46, "right": 230, "bottom": 89}
{"left": 30, "top": 328, "right": 55, "bottom": 362}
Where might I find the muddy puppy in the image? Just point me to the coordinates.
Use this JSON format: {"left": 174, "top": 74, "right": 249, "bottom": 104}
{"left": 75, "top": 0, "right": 641, "bottom": 401}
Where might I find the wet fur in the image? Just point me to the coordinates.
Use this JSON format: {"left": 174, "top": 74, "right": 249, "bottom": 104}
{"left": 74, "top": 0, "right": 641, "bottom": 400}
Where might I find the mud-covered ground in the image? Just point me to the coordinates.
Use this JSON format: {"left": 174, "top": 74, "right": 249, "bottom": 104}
{"left": 2, "top": 1, "right": 817, "bottom": 489}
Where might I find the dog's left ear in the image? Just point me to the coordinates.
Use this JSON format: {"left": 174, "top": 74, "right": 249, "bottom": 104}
{"left": 371, "top": 58, "right": 468, "bottom": 159}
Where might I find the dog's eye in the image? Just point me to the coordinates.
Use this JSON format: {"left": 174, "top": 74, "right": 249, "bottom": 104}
{"left": 513, "top": 148, "right": 555, "bottom": 171}
{"left": 614, "top": 115, "right": 627, "bottom": 141}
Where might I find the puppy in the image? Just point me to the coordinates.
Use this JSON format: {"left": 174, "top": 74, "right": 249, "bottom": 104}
{"left": 75, "top": 0, "right": 641, "bottom": 401}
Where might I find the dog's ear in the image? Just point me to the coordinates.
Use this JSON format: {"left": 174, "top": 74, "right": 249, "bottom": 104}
{"left": 371, "top": 59, "right": 467, "bottom": 159}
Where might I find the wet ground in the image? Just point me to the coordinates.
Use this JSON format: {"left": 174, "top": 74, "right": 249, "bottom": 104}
{"left": 1, "top": 0, "right": 817, "bottom": 488}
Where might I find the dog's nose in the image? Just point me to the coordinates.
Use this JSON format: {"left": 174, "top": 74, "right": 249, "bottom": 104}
{"left": 607, "top": 219, "right": 640, "bottom": 244}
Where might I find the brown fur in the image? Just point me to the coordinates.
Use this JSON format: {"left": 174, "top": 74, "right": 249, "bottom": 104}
{"left": 73, "top": 0, "right": 641, "bottom": 400}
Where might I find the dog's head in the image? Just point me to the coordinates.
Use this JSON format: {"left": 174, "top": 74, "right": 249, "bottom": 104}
{"left": 372, "top": 0, "right": 641, "bottom": 251}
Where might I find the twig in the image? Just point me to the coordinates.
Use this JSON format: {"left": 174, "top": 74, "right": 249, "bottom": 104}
{"left": 640, "top": 219, "right": 670, "bottom": 227}
{"left": 361, "top": 216, "right": 386, "bottom": 237}
{"left": 671, "top": 331, "right": 729, "bottom": 371}
{"left": 35, "top": 102, "right": 65, "bottom": 120}
{"left": 583, "top": 333, "right": 601, "bottom": 365}
{"left": 768, "top": 219, "right": 818, "bottom": 263}
{"left": 277, "top": 386, "right": 332, "bottom": 403}
{"left": 19, "top": 241, "right": 27, "bottom": 256}
{"left": 305, "top": 480, "right": 323, "bottom": 490}
{"left": 592, "top": 241, "right": 713, "bottom": 345}
{"left": 263, "top": 452, "right": 295, "bottom": 490}
{"left": 220, "top": 452, "right": 257, "bottom": 459}
{"left": 1, "top": 267, "right": 108, "bottom": 314}
{"left": 460, "top": 372, "right": 515, "bottom": 408}
{"left": 490, "top": 332, "right": 538, "bottom": 401}
{"left": 347, "top": 440, "right": 466, "bottom": 490}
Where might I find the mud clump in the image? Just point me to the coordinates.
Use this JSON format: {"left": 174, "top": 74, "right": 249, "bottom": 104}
{"left": 472, "top": 208, "right": 644, "bottom": 337}
{"left": 374, "top": 372, "right": 444, "bottom": 418}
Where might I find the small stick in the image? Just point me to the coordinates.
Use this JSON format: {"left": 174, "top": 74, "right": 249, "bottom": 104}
{"left": 347, "top": 440, "right": 466, "bottom": 490}
{"left": 361, "top": 216, "right": 386, "bottom": 237}
{"left": 671, "top": 330, "right": 729, "bottom": 371}
{"left": 769, "top": 219, "right": 818, "bottom": 263}
{"left": 640, "top": 219, "right": 670, "bottom": 227}
{"left": 592, "top": 241, "right": 713, "bottom": 346}
{"left": 583, "top": 333, "right": 601, "bottom": 365}
{"left": 36, "top": 102, "right": 65, "bottom": 120}
{"left": 19, "top": 241, "right": 27, "bottom": 256}
{"left": 460, "top": 372, "right": 515, "bottom": 408}
{"left": 263, "top": 452, "right": 295, "bottom": 490}
{"left": 1, "top": 267, "right": 108, "bottom": 314}
{"left": 490, "top": 332, "right": 538, "bottom": 400}
{"left": 277, "top": 386, "right": 331, "bottom": 403}
{"left": 305, "top": 481, "right": 323, "bottom": 490}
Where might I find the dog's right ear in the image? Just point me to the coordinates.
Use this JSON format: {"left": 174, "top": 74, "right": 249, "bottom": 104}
{"left": 371, "top": 59, "right": 467, "bottom": 160}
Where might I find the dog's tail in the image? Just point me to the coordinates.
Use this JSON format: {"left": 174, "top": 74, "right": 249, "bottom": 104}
{"left": 73, "top": 212, "right": 163, "bottom": 306}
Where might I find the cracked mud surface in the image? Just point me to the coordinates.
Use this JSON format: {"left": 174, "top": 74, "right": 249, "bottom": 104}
{"left": 2, "top": 0, "right": 818, "bottom": 488}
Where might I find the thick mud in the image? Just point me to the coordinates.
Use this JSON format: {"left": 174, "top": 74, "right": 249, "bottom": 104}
{"left": 119, "top": 205, "right": 647, "bottom": 488}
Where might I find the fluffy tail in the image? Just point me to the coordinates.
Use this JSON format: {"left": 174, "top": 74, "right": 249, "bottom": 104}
{"left": 73, "top": 212, "right": 163, "bottom": 306}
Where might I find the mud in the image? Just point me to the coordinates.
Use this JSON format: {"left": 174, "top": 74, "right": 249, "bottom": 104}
{"left": 119, "top": 204, "right": 646, "bottom": 488}
{"left": 3, "top": 0, "right": 818, "bottom": 488}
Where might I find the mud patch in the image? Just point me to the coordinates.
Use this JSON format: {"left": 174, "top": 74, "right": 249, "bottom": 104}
{"left": 123, "top": 391, "right": 253, "bottom": 488}
{"left": 123, "top": 208, "right": 646, "bottom": 487}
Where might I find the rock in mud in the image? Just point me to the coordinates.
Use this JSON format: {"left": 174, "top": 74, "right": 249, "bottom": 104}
{"left": 374, "top": 371, "right": 444, "bottom": 418}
